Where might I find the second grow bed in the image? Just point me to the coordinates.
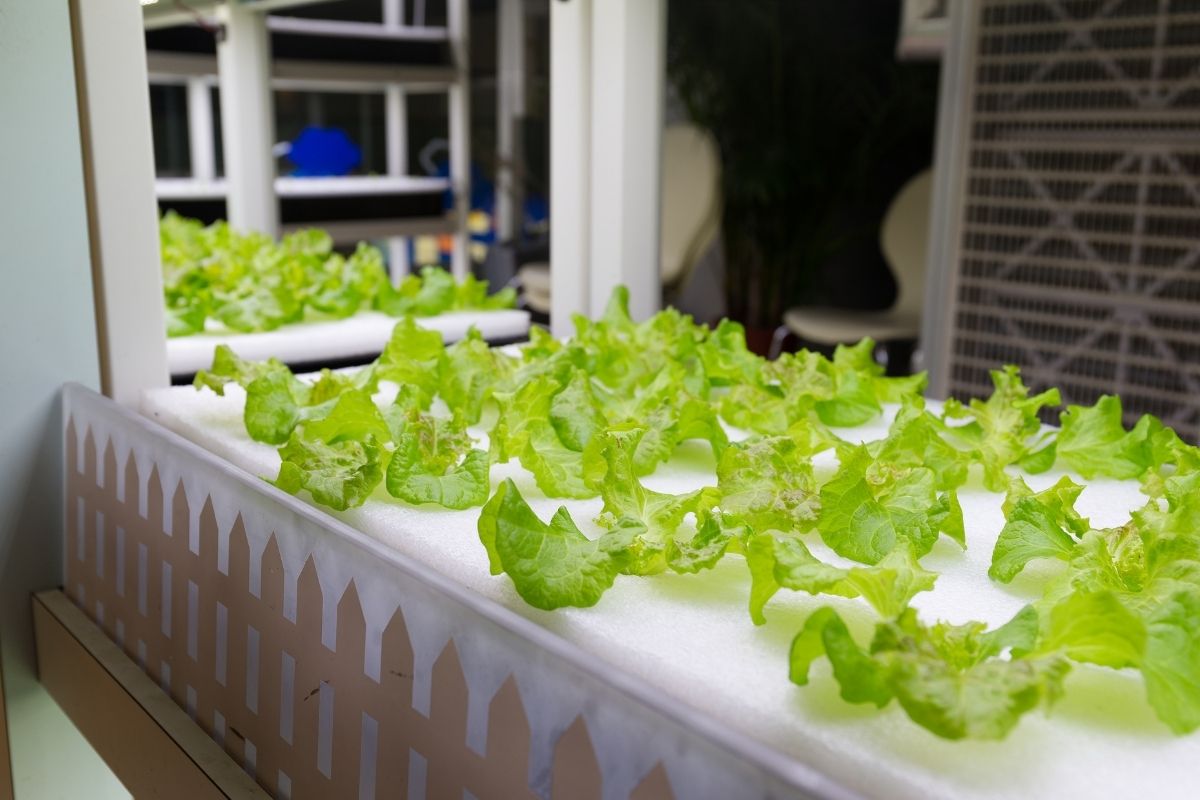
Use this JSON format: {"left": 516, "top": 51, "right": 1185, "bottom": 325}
{"left": 167, "top": 309, "right": 531, "bottom": 377}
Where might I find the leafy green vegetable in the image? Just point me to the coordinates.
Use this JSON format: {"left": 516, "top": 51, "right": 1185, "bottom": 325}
{"left": 717, "top": 436, "right": 819, "bottom": 534}
{"left": 383, "top": 397, "right": 489, "bottom": 509}
{"left": 667, "top": 510, "right": 746, "bottom": 574}
{"left": 1036, "top": 589, "right": 1146, "bottom": 669}
{"left": 160, "top": 212, "right": 514, "bottom": 335}
{"left": 941, "top": 366, "right": 1060, "bottom": 491}
{"left": 477, "top": 479, "right": 622, "bottom": 610}
{"left": 817, "top": 444, "right": 964, "bottom": 564}
{"left": 387, "top": 435, "right": 489, "bottom": 510}
{"left": 790, "top": 606, "right": 1069, "bottom": 740}
{"left": 582, "top": 428, "right": 720, "bottom": 575}
{"left": 815, "top": 339, "right": 926, "bottom": 427}
{"left": 273, "top": 390, "right": 388, "bottom": 510}
{"left": 1018, "top": 474, "right": 1200, "bottom": 734}
{"left": 491, "top": 375, "right": 593, "bottom": 498}
{"left": 438, "top": 326, "right": 517, "bottom": 424}
{"left": 201, "top": 281, "right": 1200, "bottom": 742}
{"left": 549, "top": 370, "right": 606, "bottom": 452}
{"left": 745, "top": 533, "right": 935, "bottom": 624}
{"left": 194, "top": 345, "right": 353, "bottom": 444}
{"left": 989, "top": 476, "right": 1089, "bottom": 583}
{"left": 1056, "top": 395, "right": 1171, "bottom": 480}
{"left": 370, "top": 316, "right": 446, "bottom": 405}
{"left": 718, "top": 339, "right": 925, "bottom": 435}
{"left": 872, "top": 397, "right": 971, "bottom": 492}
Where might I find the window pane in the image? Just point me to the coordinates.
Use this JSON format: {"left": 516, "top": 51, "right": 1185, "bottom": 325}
{"left": 149, "top": 83, "right": 191, "bottom": 177}
{"left": 406, "top": 0, "right": 447, "bottom": 27}
{"left": 276, "top": 0, "right": 384, "bottom": 23}
{"left": 274, "top": 90, "right": 387, "bottom": 177}
{"left": 211, "top": 86, "right": 224, "bottom": 179}
{"left": 406, "top": 92, "right": 449, "bottom": 178}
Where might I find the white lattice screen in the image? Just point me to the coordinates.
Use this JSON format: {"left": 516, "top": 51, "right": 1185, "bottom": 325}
{"left": 936, "top": 0, "right": 1200, "bottom": 438}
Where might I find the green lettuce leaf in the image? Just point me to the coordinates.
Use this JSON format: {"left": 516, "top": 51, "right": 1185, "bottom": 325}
{"left": 477, "top": 479, "right": 622, "bottom": 609}
{"left": 873, "top": 397, "right": 971, "bottom": 491}
{"left": 438, "top": 326, "right": 517, "bottom": 423}
{"left": 371, "top": 316, "right": 445, "bottom": 405}
{"left": 1056, "top": 395, "right": 1169, "bottom": 480}
{"left": 717, "top": 436, "right": 819, "bottom": 534}
{"left": 384, "top": 405, "right": 488, "bottom": 509}
{"left": 790, "top": 606, "right": 1070, "bottom": 740}
{"left": 746, "top": 532, "right": 936, "bottom": 624}
{"left": 273, "top": 390, "right": 388, "bottom": 510}
{"left": 989, "top": 476, "right": 1090, "bottom": 583}
{"left": 581, "top": 428, "right": 720, "bottom": 575}
{"left": 818, "top": 444, "right": 964, "bottom": 564}
{"left": 941, "top": 366, "right": 1060, "bottom": 491}
{"left": 194, "top": 345, "right": 358, "bottom": 445}
{"left": 491, "top": 375, "right": 592, "bottom": 498}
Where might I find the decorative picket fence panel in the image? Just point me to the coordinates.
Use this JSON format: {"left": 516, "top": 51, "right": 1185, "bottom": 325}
{"left": 60, "top": 385, "right": 825, "bottom": 800}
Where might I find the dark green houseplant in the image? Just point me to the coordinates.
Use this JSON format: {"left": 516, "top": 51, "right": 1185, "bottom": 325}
{"left": 667, "top": 0, "right": 939, "bottom": 345}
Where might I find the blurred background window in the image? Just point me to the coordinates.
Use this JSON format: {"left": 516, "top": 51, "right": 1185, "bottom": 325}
{"left": 149, "top": 83, "right": 191, "bottom": 178}
{"left": 274, "top": 90, "right": 387, "bottom": 176}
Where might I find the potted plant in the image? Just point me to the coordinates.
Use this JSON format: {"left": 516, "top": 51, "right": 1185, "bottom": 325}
{"left": 667, "top": 0, "right": 939, "bottom": 352}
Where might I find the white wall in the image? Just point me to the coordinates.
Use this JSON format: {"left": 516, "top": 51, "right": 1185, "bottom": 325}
{"left": 0, "top": 0, "right": 128, "bottom": 796}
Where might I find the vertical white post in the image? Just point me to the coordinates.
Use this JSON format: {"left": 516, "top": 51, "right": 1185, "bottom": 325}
{"left": 921, "top": 0, "right": 976, "bottom": 397}
{"left": 588, "top": 0, "right": 665, "bottom": 321}
{"left": 387, "top": 238, "right": 411, "bottom": 283}
{"left": 383, "top": 0, "right": 404, "bottom": 30}
{"left": 186, "top": 76, "right": 215, "bottom": 183}
{"left": 496, "top": 0, "right": 526, "bottom": 242}
{"left": 549, "top": 0, "right": 592, "bottom": 336}
{"left": 448, "top": 0, "right": 472, "bottom": 279}
{"left": 217, "top": 2, "right": 278, "bottom": 235}
{"left": 70, "top": 0, "right": 169, "bottom": 403}
{"left": 385, "top": 84, "right": 409, "bottom": 178}
{"left": 385, "top": 82, "right": 409, "bottom": 282}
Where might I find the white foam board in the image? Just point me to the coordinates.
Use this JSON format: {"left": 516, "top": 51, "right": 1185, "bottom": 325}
{"left": 139, "top": 382, "right": 1200, "bottom": 800}
{"left": 166, "top": 309, "right": 531, "bottom": 375}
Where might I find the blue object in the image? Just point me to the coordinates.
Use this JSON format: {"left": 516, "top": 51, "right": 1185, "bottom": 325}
{"left": 286, "top": 126, "right": 362, "bottom": 177}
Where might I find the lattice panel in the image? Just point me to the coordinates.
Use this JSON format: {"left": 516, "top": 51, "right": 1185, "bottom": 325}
{"left": 947, "top": 0, "right": 1200, "bottom": 437}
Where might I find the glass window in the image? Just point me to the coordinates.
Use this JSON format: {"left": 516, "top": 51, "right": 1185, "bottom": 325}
{"left": 211, "top": 86, "right": 224, "bottom": 178}
{"left": 407, "top": 0, "right": 448, "bottom": 28}
{"left": 406, "top": 92, "right": 449, "bottom": 178}
{"left": 276, "top": 0, "right": 384, "bottom": 23}
{"left": 149, "top": 83, "right": 191, "bottom": 177}
{"left": 275, "top": 90, "right": 387, "bottom": 177}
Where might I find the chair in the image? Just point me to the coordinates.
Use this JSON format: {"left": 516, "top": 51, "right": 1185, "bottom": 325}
{"left": 517, "top": 123, "right": 722, "bottom": 315}
{"left": 769, "top": 169, "right": 932, "bottom": 367}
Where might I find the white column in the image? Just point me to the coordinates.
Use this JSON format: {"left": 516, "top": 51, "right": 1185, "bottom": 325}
{"left": 387, "top": 238, "right": 411, "bottom": 284}
{"left": 216, "top": 2, "right": 278, "bottom": 235}
{"left": 448, "top": 0, "right": 472, "bottom": 279}
{"left": 385, "top": 82, "right": 409, "bottom": 283}
{"left": 385, "top": 84, "right": 409, "bottom": 178}
{"left": 383, "top": 0, "right": 404, "bottom": 29}
{"left": 70, "top": 0, "right": 169, "bottom": 403}
{"left": 549, "top": 0, "right": 592, "bottom": 336}
{"left": 921, "top": 0, "right": 977, "bottom": 397}
{"left": 587, "top": 0, "right": 665, "bottom": 322}
{"left": 186, "top": 76, "right": 215, "bottom": 182}
{"left": 496, "top": 0, "right": 526, "bottom": 242}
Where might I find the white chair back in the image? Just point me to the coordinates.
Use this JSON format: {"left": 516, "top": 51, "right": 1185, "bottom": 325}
{"left": 660, "top": 125, "right": 721, "bottom": 288}
{"left": 880, "top": 169, "right": 932, "bottom": 321}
